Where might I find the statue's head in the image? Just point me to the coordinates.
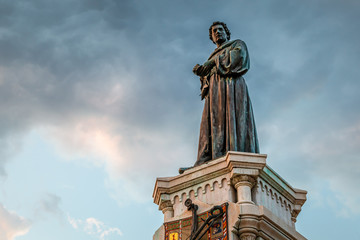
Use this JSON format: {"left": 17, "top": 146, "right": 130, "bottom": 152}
{"left": 209, "top": 21, "right": 231, "bottom": 45}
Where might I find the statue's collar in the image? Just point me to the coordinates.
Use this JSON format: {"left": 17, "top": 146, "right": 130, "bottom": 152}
{"left": 208, "top": 40, "right": 236, "bottom": 59}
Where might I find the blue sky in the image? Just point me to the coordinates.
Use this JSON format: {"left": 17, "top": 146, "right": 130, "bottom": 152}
{"left": 0, "top": 0, "right": 360, "bottom": 239}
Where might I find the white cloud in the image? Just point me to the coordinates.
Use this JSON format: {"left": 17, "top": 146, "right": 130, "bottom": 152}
{"left": 259, "top": 107, "right": 360, "bottom": 217}
{"left": 47, "top": 118, "right": 126, "bottom": 173}
{"left": 42, "top": 113, "right": 194, "bottom": 206}
{"left": 0, "top": 3, "right": 359, "bottom": 240}
{"left": 68, "top": 215, "right": 123, "bottom": 240}
{"left": 0, "top": 203, "right": 31, "bottom": 240}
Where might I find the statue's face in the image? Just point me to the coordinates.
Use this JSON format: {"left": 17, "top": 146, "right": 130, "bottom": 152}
{"left": 211, "top": 24, "right": 227, "bottom": 45}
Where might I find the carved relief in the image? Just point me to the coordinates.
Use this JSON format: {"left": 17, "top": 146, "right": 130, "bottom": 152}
{"left": 171, "top": 176, "right": 230, "bottom": 204}
{"left": 159, "top": 200, "right": 173, "bottom": 213}
{"left": 181, "top": 192, "right": 187, "bottom": 202}
{"left": 254, "top": 179, "right": 295, "bottom": 224}
{"left": 240, "top": 232, "right": 257, "bottom": 240}
{"left": 231, "top": 175, "right": 256, "bottom": 188}
{"left": 291, "top": 209, "right": 300, "bottom": 223}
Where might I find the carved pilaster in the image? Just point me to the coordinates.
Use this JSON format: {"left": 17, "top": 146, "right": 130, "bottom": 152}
{"left": 159, "top": 200, "right": 174, "bottom": 222}
{"left": 159, "top": 200, "right": 172, "bottom": 212}
{"left": 240, "top": 232, "right": 256, "bottom": 240}
{"left": 231, "top": 175, "right": 256, "bottom": 204}
{"left": 231, "top": 175, "right": 256, "bottom": 188}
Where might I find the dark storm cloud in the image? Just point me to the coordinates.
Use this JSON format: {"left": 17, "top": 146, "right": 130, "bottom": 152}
{"left": 0, "top": 0, "right": 359, "bottom": 216}
{"left": 8, "top": 1, "right": 137, "bottom": 70}
{"left": 0, "top": 0, "right": 137, "bottom": 175}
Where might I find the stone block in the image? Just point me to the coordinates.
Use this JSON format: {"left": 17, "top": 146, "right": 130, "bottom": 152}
{"left": 153, "top": 151, "right": 307, "bottom": 240}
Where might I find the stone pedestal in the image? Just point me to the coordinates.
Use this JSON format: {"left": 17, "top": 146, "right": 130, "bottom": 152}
{"left": 153, "top": 151, "right": 307, "bottom": 240}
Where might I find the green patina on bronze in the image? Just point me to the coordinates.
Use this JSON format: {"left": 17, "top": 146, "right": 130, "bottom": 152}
{"left": 193, "top": 22, "right": 259, "bottom": 166}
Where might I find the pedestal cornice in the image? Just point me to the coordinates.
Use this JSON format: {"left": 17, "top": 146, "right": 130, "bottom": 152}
{"left": 152, "top": 151, "right": 308, "bottom": 240}
{"left": 153, "top": 151, "right": 267, "bottom": 205}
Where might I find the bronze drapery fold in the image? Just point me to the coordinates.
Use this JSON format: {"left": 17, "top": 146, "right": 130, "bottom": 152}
{"left": 195, "top": 40, "right": 259, "bottom": 166}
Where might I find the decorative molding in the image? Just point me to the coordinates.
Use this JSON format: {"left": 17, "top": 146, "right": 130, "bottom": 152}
{"left": 231, "top": 175, "right": 256, "bottom": 189}
{"left": 256, "top": 179, "right": 293, "bottom": 211}
{"left": 159, "top": 200, "right": 173, "bottom": 212}
{"left": 259, "top": 166, "right": 306, "bottom": 207}
{"left": 231, "top": 210, "right": 306, "bottom": 240}
{"left": 291, "top": 207, "right": 302, "bottom": 223}
{"left": 153, "top": 151, "right": 308, "bottom": 240}
{"left": 240, "top": 233, "right": 257, "bottom": 240}
{"left": 153, "top": 152, "right": 267, "bottom": 205}
{"left": 171, "top": 177, "right": 230, "bottom": 204}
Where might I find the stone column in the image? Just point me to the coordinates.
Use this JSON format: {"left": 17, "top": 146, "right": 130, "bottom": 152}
{"left": 240, "top": 233, "right": 257, "bottom": 240}
{"left": 231, "top": 175, "right": 256, "bottom": 204}
{"left": 256, "top": 237, "right": 265, "bottom": 240}
{"left": 159, "top": 200, "right": 174, "bottom": 222}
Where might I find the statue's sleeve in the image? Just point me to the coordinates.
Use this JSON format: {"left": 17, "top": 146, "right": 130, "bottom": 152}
{"left": 214, "top": 40, "right": 250, "bottom": 76}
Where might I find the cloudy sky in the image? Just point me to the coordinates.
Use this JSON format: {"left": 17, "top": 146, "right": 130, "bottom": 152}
{"left": 0, "top": 0, "right": 359, "bottom": 239}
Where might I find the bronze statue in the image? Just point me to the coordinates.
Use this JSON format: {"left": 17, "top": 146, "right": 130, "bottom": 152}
{"left": 193, "top": 22, "right": 259, "bottom": 166}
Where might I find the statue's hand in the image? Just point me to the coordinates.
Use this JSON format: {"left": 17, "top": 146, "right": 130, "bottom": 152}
{"left": 203, "top": 59, "right": 215, "bottom": 69}
{"left": 193, "top": 64, "right": 206, "bottom": 77}
{"left": 194, "top": 59, "right": 215, "bottom": 76}
{"left": 193, "top": 64, "right": 203, "bottom": 76}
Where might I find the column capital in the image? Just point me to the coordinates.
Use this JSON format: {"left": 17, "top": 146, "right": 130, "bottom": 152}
{"left": 159, "top": 200, "right": 173, "bottom": 213}
{"left": 231, "top": 174, "right": 256, "bottom": 189}
{"left": 240, "top": 232, "right": 257, "bottom": 240}
{"left": 231, "top": 175, "right": 257, "bottom": 204}
{"left": 159, "top": 199, "right": 174, "bottom": 222}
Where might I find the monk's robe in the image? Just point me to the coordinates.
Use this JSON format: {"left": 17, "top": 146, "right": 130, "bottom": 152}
{"left": 195, "top": 39, "right": 259, "bottom": 166}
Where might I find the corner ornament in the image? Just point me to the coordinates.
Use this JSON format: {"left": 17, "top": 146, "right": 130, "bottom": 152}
{"left": 231, "top": 175, "right": 257, "bottom": 204}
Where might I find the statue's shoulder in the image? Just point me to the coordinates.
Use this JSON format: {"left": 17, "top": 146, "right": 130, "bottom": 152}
{"left": 231, "top": 40, "right": 249, "bottom": 54}
{"left": 232, "top": 39, "right": 247, "bottom": 46}
{"left": 209, "top": 40, "right": 246, "bottom": 59}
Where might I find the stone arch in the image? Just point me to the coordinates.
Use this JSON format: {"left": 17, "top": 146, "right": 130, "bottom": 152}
{"left": 265, "top": 185, "right": 269, "bottom": 196}
{"left": 213, "top": 181, "right": 220, "bottom": 191}
{"left": 259, "top": 180, "right": 265, "bottom": 192}
{"left": 189, "top": 190, "right": 195, "bottom": 200}
{"left": 196, "top": 187, "right": 203, "bottom": 200}
{"left": 181, "top": 192, "right": 187, "bottom": 202}
{"left": 221, "top": 178, "right": 228, "bottom": 189}
{"left": 284, "top": 199, "right": 288, "bottom": 210}
{"left": 173, "top": 195, "right": 180, "bottom": 205}
{"left": 204, "top": 183, "right": 211, "bottom": 194}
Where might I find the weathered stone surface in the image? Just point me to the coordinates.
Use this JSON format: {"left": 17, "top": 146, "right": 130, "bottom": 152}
{"left": 153, "top": 225, "right": 164, "bottom": 240}
{"left": 153, "top": 152, "right": 307, "bottom": 240}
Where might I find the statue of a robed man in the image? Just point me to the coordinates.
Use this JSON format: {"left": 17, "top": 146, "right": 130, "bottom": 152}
{"left": 193, "top": 21, "right": 260, "bottom": 166}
